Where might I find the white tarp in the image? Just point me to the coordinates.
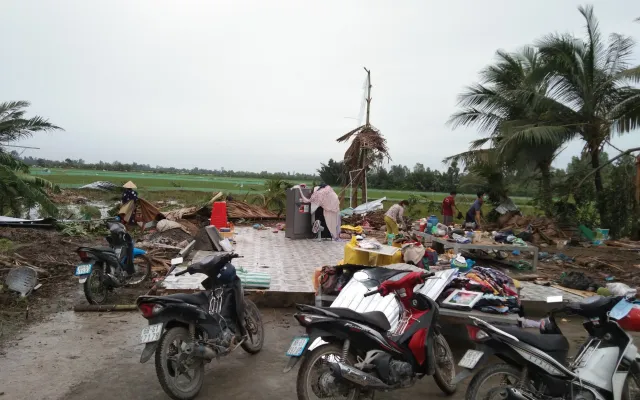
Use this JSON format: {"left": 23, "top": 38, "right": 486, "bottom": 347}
{"left": 352, "top": 197, "right": 386, "bottom": 215}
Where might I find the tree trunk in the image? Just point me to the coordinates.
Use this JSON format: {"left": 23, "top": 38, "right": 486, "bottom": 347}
{"left": 590, "top": 146, "right": 607, "bottom": 220}
{"left": 540, "top": 163, "right": 553, "bottom": 217}
{"left": 633, "top": 155, "right": 640, "bottom": 241}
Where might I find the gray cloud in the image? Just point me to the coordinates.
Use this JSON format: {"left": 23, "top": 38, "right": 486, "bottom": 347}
{"left": 1, "top": 0, "right": 638, "bottom": 173}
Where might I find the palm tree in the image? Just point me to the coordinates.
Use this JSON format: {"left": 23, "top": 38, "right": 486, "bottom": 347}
{"left": 448, "top": 48, "right": 569, "bottom": 214}
{"left": 0, "top": 101, "right": 63, "bottom": 217}
{"left": 502, "top": 5, "right": 640, "bottom": 218}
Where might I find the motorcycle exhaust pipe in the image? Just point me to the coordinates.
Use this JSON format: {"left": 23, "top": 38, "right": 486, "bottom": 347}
{"left": 497, "top": 388, "right": 536, "bottom": 400}
{"left": 329, "top": 362, "right": 390, "bottom": 389}
{"left": 192, "top": 345, "right": 217, "bottom": 361}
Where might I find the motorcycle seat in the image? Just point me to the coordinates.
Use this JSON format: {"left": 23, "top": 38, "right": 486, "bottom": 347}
{"left": 500, "top": 326, "right": 569, "bottom": 363}
{"left": 568, "top": 296, "right": 620, "bottom": 319}
{"left": 325, "top": 307, "right": 391, "bottom": 331}
{"left": 139, "top": 292, "right": 210, "bottom": 308}
{"left": 85, "top": 246, "right": 115, "bottom": 253}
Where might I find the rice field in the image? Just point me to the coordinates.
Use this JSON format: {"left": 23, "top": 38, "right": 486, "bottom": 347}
{"left": 33, "top": 168, "right": 537, "bottom": 216}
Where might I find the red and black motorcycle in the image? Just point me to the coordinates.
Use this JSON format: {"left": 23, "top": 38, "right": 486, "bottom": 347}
{"left": 285, "top": 269, "right": 457, "bottom": 399}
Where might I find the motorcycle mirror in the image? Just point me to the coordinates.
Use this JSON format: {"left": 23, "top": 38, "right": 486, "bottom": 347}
{"left": 353, "top": 271, "right": 369, "bottom": 282}
{"left": 171, "top": 257, "right": 184, "bottom": 266}
{"left": 546, "top": 295, "right": 563, "bottom": 303}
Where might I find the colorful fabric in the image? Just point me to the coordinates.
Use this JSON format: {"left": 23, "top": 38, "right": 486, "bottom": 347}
{"left": 309, "top": 186, "right": 340, "bottom": 213}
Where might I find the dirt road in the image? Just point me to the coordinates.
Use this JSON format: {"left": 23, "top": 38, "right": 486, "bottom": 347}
{"left": 1, "top": 307, "right": 638, "bottom": 400}
{"left": 1, "top": 308, "right": 468, "bottom": 400}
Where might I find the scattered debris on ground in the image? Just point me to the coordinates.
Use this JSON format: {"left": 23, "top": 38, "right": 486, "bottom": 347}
{"left": 79, "top": 181, "right": 119, "bottom": 191}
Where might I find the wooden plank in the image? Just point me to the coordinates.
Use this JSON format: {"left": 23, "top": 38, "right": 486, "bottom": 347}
{"left": 550, "top": 284, "right": 596, "bottom": 298}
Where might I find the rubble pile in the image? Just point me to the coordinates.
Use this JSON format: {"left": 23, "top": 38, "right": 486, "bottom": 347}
{"left": 341, "top": 210, "right": 386, "bottom": 230}
{"left": 226, "top": 201, "right": 278, "bottom": 219}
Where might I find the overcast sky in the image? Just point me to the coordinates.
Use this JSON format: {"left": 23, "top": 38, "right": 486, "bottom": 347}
{"left": 1, "top": 0, "right": 639, "bottom": 174}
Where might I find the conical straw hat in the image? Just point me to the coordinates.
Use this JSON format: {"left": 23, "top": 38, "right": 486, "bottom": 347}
{"left": 123, "top": 181, "right": 137, "bottom": 189}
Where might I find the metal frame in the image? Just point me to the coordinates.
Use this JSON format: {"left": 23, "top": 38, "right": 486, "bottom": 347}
{"left": 428, "top": 237, "right": 539, "bottom": 271}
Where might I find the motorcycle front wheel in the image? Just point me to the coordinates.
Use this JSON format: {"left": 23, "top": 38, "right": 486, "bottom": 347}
{"left": 83, "top": 264, "right": 109, "bottom": 305}
{"left": 432, "top": 333, "right": 457, "bottom": 395}
{"left": 155, "top": 327, "right": 204, "bottom": 400}
{"left": 125, "top": 254, "right": 151, "bottom": 287}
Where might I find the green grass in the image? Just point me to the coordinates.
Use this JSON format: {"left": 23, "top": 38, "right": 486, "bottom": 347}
{"left": 36, "top": 168, "right": 536, "bottom": 213}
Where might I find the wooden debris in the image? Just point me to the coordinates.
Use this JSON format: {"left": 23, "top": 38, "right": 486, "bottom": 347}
{"left": 582, "top": 256, "right": 625, "bottom": 272}
{"left": 227, "top": 201, "right": 278, "bottom": 219}
{"left": 550, "top": 284, "right": 597, "bottom": 298}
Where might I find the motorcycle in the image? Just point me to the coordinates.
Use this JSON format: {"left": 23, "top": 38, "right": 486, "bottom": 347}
{"left": 136, "top": 252, "right": 265, "bottom": 400}
{"left": 286, "top": 269, "right": 457, "bottom": 399}
{"left": 74, "top": 218, "right": 151, "bottom": 304}
{"left": 455, "top": 295, "right": 640, "bottom": 400}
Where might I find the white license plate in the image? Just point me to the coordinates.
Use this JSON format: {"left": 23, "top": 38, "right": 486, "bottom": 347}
{"left": 75, "top": 264, "right": 93, "bottom": 276}
{"left": 140, "top": 323, "right": 163, "bottom": 344}
{"left": 458, "top": 349, "right": 484, "bottom": 369}
{"left": 286, "top": 336, "right": 310, "bottom": 357}
{"left": 115, "top": 247, "right": 122, "bottom": 257}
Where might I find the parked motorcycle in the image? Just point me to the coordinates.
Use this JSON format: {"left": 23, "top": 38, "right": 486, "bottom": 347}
{"left": 286, "top": 269, "right": 457, "bottom": 399}
{"left": 456, "top": 295, "right": 640, "bottom": 400}
{"left": 136, "top": 252, "right": 264, "bottom": 400}
{"left": 74, "top": 218, "right": 151, "bottom": 304}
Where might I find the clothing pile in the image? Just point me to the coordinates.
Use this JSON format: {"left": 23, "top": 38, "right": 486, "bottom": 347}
{"left": 440, "top": 266, "right": 521, "bottom": 314}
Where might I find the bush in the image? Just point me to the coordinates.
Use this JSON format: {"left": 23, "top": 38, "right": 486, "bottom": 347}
{"left": 79, "top": 205, "right": 101, "bottom": 220}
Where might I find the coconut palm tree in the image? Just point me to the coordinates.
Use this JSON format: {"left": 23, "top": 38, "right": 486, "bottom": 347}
{"left": 0, "top": 101, "right": 63, "bottom": 217}
{"left": 501, "top": 5, "right": 640, "bottom": 218}
{"left": 448, "top": 48, "right": 570, "bottom": 214}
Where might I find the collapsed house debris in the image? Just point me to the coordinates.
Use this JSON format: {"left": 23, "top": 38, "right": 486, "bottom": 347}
{"left": 79, "top": 181, "right": 119, "bottom": 191}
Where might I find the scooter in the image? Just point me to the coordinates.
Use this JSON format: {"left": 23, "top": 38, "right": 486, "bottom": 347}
{"left": 136, "top": 253, "right": 264, "bottom": 400}
{"left": 286, "top": 269, "right": 457, "bottom": 399}
{"left": 74, "top": 218, "right": 150, "bottom": 304}
{"left": 456, "top": 295, "right": 640, "bottom": 400}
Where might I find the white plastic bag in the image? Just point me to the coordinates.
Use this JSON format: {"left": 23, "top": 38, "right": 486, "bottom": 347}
{"left": 606, "top": 282, "right": 637, "bottom": 297}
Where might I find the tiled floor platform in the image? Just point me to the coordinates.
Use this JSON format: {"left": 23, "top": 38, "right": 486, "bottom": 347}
{"left": 193, "top": 227, "right": 583, "bottom": 303}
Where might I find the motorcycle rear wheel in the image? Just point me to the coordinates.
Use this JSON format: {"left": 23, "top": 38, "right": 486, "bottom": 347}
{"left": 155, "top": 327, "right": 204, "bottom": 400}
{"left": 296, "top": 343, "right": 359, "bottom": 400}
{"left": 432, "top": 333, "right": 457, "bottom": 395}
{"left": 465, "top": 363, "right": 525, "bottom": 400}
{"left": 83, "top": 264, "right": 109, "bottom": 305}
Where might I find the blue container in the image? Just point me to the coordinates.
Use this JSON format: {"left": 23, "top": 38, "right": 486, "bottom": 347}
{"left": 427, "top": 215, "right": 439, "bottom": 229}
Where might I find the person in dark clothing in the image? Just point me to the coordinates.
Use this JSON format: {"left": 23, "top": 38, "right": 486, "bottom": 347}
{"left": 465, "top": 191, "right": 485, "bottom": 229}
{"left": 121, "top": 181, "right": 139, "bottom": 225}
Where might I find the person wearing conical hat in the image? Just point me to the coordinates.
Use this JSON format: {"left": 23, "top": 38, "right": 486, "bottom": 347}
{"left": 121, "top": 181, "right": 139, "bottom": 224}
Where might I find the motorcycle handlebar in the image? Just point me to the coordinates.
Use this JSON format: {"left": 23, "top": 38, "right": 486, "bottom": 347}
{"left": 364, "top": 271, "right": 436, "bottom": 297}
{"left": 364, "top": 289, "right": 380, "bottom": 297}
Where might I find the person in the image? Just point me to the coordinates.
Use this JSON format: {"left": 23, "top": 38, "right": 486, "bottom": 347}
{"left": 298, "top": 184, "right": 340, "bottom": 239}
{"left": 121, "top": 181, "right": 139, "bottom": 225}
{"left": 442, "top": 190, "right": 461, "bottom": 226}
{"left": 465, "top": 191, "right": 485, "bottom": 229}
{"left": 384, "top": 200, "right": 409, "bottom": 235}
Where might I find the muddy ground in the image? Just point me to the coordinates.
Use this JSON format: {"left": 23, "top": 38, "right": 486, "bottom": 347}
{"left": 4, "top": 305, "right": 639, "bottom": 400}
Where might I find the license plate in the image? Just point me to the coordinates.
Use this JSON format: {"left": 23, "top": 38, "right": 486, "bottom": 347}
{"left": 286, "top": 336, "right": 310, "bottom": 357}
{"left": 75, "top": 264, "right": 93, "bottom": 276}
{"left": 115, "top": 247, "right": 122, "bottom": 257}
{"left": 140, "top": 323, "right": 163, "bottom": 344}
{"left": 458, "top": 349, "right": 484, "bottom": 369}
